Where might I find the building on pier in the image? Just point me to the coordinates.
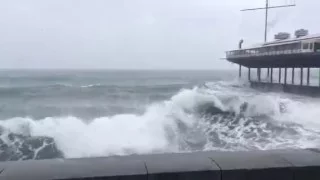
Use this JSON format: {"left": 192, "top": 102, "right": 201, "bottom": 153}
{"left": 227, "top": 33, "right": 320, "bottom": 68}
{"left": 224, "top": 0, "right": 320, "bottom": 96}
{"left": 225, "top": 32, "right": 320, "bottom": 96}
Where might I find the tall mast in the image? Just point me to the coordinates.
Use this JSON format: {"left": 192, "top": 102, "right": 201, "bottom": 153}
{"left": 241, "top": 0, "right": 295, "bottom": 42}
{"left": 264, "top": 0, "right": 268, "bottom": 42}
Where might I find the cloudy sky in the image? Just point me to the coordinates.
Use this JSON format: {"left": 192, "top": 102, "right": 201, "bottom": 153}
{"left": 0, "top": 0, "right": 318, "bottom": 69}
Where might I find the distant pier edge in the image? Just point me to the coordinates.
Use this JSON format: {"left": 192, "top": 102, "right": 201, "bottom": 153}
{"left": 225, "top": 30, "right": 320, "bottom": 97}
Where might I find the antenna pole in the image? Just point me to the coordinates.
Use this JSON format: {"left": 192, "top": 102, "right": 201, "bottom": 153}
{"left": 264, "top": 0, "right": 268, "bottom": 42}
{"left": 241, "top": 0, "right": 295, "bottom": 43}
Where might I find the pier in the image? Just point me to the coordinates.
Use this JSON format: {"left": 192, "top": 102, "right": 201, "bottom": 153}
{"left": 226, "top": 33, "right": 320, "bottom": 96}
{"left": 223, "top": 0, "right": 320, "bottom": 96}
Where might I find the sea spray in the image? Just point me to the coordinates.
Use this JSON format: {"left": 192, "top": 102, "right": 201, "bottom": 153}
{"left": 0, "top": 82, "right": 320, "bottom": 161}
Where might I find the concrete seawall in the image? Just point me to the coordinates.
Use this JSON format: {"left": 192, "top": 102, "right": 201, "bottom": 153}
{"left": 0, "top": 149, "right": 320, "bottom": 180}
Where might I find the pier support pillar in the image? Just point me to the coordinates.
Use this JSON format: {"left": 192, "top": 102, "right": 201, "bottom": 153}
{"left": 300, "top": 68, "right": 303, "bottom": 86}
{"left": 284, "top": 68, "right": 287, "bottom": 85}
{"left": 307, "top": 68, "right": 310, "bottom": 86}
{"left": 258, "top": 68, "right": 261, "bottom": 82}
{"left": 270, "top": 68, "right": 273, "bottom": 83}
{"left": 292, "top": 68, "right": 295, "bottom": 85}
{"left": 248, "top": 68, "right": 251, "bottom": 81}
{"left": 239, "top": 65, "right": 242, "bottom": 78}
{"left": 279, "top": 68, "right": 281, "bottom": 84}
{"left": 267, "top": 68, "right": 270, "bottom": 77}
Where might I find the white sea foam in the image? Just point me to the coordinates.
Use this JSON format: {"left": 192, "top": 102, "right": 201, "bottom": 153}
{"left": 0, "top": 83, "right": 320, "bottom": 159}
{"left": 80, "top": 84, "right": 102, "bottom": 88}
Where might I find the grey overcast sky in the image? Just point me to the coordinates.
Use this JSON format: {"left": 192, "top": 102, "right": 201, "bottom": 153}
{"left": 0, "top": 0, "right": 318, "bottom": 69}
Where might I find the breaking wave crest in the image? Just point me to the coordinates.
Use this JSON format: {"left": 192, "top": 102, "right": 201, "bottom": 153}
{"left": 0, "top": 81, "right": 320, "bottom": 161}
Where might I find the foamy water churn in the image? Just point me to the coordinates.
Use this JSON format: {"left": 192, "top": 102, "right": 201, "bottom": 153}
{"left": 0, "top": 70, "right": 319, "bottom": 161}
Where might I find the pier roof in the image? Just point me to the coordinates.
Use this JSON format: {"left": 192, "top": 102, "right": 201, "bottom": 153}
{"left": 225, "top": 34, "right": 320, "bottom": 68}
{"left": 264, "top": 34, "right": 320, "bottom": 47}
{"left": 246, "top": 34, "right": 320, "bottom": 49}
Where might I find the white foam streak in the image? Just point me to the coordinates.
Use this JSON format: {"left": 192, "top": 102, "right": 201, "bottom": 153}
{"left": 80, "top": 84, "right": 102, "bottom": 88}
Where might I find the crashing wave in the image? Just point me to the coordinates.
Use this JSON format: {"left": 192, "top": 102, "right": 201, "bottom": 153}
{"left": 0, "top": 126, "right": 63, "bottom": 161}
{"left": 0, "top": 81, "right": 320, "bottom": 161}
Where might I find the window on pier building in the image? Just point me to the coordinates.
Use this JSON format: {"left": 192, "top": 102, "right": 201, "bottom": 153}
{"left": 315, "top": 43, "right": 320, "bottom": 52}
{"left": 302, "top": 43, "right": 309, "bottom": 50}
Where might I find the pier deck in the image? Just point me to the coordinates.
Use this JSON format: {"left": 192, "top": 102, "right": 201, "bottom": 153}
{"left": 226, "top": 34, "right": 320, "bottom": 96}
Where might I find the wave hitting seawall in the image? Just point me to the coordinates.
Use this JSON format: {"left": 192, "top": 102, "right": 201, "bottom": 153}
{"left": 0, "top": 81, "right": 320, "bottom": 161}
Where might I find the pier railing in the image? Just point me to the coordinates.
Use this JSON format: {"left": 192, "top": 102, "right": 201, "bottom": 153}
{"left": 226, "top": 49, "right": 315, "bottom": 58}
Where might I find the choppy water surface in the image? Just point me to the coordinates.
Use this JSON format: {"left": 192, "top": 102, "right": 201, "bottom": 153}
{"left": 0, "top": 69, "right": 319, "bottom": 161}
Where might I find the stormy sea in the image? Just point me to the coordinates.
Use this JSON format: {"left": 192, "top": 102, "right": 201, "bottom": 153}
{"left": 0, "top": 69, "right": 320, "bottom": 162}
